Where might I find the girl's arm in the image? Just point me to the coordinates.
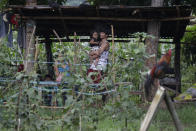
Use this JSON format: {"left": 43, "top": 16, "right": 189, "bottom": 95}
{"left": 54, "top": 61, "right": 59, "bottom": 77}
{"left": 90, "top": 39, "right": 99, "bottom": 45}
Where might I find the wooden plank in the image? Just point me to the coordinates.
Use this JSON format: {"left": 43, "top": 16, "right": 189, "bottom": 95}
{"left": 139, "top": 86, "right": 165, "bottom": 131}
{"left": 164, "top": 92, "right": 183, "bottom": 131}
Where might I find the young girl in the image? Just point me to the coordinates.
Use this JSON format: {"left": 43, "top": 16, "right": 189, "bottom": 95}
{"left": 54, "top": 53, "right": 70, "bottom": 82}
{"left": 89, "top": 31, "right": 100, "bottom": 66}
{"left": 54, "top": 53, "right": 70, "bottom": 105}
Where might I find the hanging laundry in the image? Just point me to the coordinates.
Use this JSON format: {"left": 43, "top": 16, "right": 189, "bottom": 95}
{"left": 0, "top": 13, "right": 9, "bottom": 38}
{"left": 17, "top": 24, "right": 26, "bottom": 49}
{"left": 0, "top": 12, "right": 18, "bottom": 47}
{"left": 7, "top": 24, "right": 13, "bottom": 47}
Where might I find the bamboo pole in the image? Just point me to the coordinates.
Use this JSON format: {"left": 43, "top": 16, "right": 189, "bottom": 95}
{"left": 78, "top": 37, "right": 82, "bottom": 75}
{"left": 74, "top": 32, "right": 78, "bottom": 71}
{"left": 79, "top": 114, "right": 82, "bottom": 131}
{"left": 15, "top": 81, "right": 23, "bottom": 131}
{"left": 34, "top": 37, "right": 39, "bottom": 62}
{"left": 111, "top": 25, "right": 115, "bottom": 84}
{"left": 73, "top": 32, "right": 78, "bottom": 98}
{"left": 34, "top": 37, "right": 40, "bottom": 72}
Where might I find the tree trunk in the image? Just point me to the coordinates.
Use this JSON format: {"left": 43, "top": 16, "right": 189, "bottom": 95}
{"left": 24, "top": 0, "right": 37, "bottom": 74}
{"left": 24, "top": 20, "right": 36, "bottom": 74}
{"left": 145, "top": 0, "right": 164, "bottom": 101}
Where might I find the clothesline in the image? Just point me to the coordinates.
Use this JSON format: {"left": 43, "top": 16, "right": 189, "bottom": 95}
{"left": 7, "top": 59, "right": 92, "bottom": 66}
{"left": 32, "top": 86, "right": 116, "bottom": 95}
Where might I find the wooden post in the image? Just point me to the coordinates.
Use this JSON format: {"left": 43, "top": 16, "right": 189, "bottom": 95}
{"left": 140, "top": 86, "right": 183, "bottom": 131}
{"left": 164, "top": 92, "right": 183, "bottom": 131}
{"left": 174, "top": 40, "right": 181, "bottom": 94}
{"left": 24, "top": 0, "right": 37, "bottom": 74}
{"left": 24, "top": 21, "right": 36, "bottom": 74}
{"left": 45, "top": 38, "right": 55, "bottom": 78}
{"left": 174, "top": 6, "right": 181, "bottom": 95}
{"left": 145, "top": 0, "right": 164, "bottom": 101}
{"left": 140, "top": 86, "right": 165, "bottom": 131}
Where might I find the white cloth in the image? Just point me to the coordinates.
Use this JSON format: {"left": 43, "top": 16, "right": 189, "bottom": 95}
{"left": 90, "top": 48, "right": 109, "bottom": 71}
{"left": 91, "top": 46, "right": 99, "bottom": 51}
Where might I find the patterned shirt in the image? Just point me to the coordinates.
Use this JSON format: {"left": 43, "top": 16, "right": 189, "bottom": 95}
{"left": 90, "top": 40, "right": 109, "bottom": 71}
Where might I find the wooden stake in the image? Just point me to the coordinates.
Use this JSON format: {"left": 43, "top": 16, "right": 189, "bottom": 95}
{"left": 79, "top": 114, "right": 82, "bottom": 131}
{"left": 140, "top": 86, "right": 165, "bottom": 131}
{"left": 164, "top": 92, "right": 183, "bottom": 131}
{"left": 111, "top": 25, "right": 116, "bottom": 84}
{"left": 78, "top": 37, "right": 82, "bottom": 75}
{"left": 34, "top": 37, "right": 39, "bottom": 72}
{"left": 73, "top": 32, "right": 78, "bottom": 98}
{"left": 34, "top": 37, "right": 39, "bottom": 62}
{"left": 140, "top": 86, "right": 183, "bottom": 131}
{"left": 53, "top": 29, "right": 62, "bottom": 45}
{"left": 15, "top": 81, "right": 23, "bottom": 131}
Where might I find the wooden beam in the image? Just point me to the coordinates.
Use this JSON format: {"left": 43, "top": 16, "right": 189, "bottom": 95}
{"left": 38, "top": 39, "right": 196, "bottom": 45}
{"left": 20, "top": 16, "right": 195, "bottom": 22}
{"left": 9, "top": 5, "right": 191, "bottom": 11}
{"left": 39, "top": 39, "right": 131, "bottom": 43}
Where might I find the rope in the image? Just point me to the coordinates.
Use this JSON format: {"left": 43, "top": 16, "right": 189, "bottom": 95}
{"left": 32, "top": 86, "right": 72, "bottom": 92}
{"left": 6, "top": 59, "right": 91, "bottom": 66}
{"left": 5, "top": 59, "right": 112, "bottom": 66}
{"left": 32, "top": 86, "right": 115, "bottom": 95}
{"left": 75, "top": 90, "right": 116, "bottom": 95}
{"left": 0, "top": 79, "right": 16, "bottom": 82}
{"left": 30, "top": 81, "right": 68, "bottom": 85}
